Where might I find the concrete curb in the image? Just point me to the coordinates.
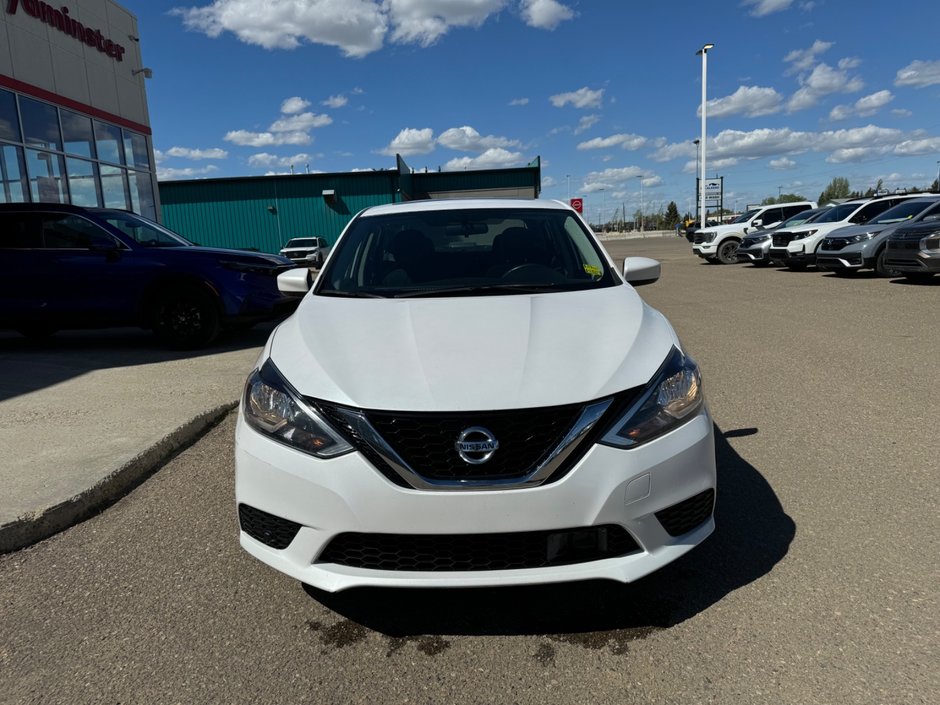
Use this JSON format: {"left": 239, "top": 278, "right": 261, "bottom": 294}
{"left": 0, "top": 401, "right": 238, "bottom": 554}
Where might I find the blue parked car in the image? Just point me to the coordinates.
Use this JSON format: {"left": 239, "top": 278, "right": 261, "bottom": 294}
{"left": 0, "top": 203, "right": 297, "bottom": 348}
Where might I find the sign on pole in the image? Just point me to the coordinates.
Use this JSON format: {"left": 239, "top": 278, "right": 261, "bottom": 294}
{"left": 570, "top": 198, "right": 583, "bottom": 213}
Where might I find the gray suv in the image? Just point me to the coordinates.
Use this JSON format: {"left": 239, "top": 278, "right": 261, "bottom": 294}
{"left": 816, "top": 196, "right": 940, "bottom": 277}
{"left": 884, "top": 219, "right": 940, "bottom": 283}
{"left": 737, "top": 206, "right": 831, "bottom": 267}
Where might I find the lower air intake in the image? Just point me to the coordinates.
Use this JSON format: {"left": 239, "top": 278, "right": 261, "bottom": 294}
{"left": 238, "top": 503, "right": 302, "bottom": 550}
{"left": 655, "top": 489, "right": 715, "bottom": 537}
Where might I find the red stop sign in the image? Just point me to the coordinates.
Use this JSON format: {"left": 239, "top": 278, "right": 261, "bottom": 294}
{"left": 570, "top": 198, "right": 583, "bottom": 213}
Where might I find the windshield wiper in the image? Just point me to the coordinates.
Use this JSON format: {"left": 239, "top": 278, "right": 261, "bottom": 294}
{"left": 317, "top": 289, "right": 387, "bottom": 299}
{"left": 393, "top": 283, "right": 565, "bottom": 298}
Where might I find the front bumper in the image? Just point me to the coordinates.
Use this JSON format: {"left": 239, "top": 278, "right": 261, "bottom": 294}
{"left": 235, "top": 406, "right": 716, "bottom": 592}
{"left": 692, "top": 243, "right": 717, "bottom": 258}
{"left": 815, "top": 251, "right": 864, "bottom": 269}
{"left": 884, "top": 246, "right": 940, "bottom": 273}
{"left": 737, "top": 241, "right": 771, "bottom": 262}
{"left": 768, "top": 246, "right": 814, "bottom": 266}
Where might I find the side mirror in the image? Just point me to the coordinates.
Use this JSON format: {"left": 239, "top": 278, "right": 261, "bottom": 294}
{"left": 751, "top": 219, "right": 763, "bottom": 228}
{"left": 277, "top": 267, "right": 312, "bottom": 295}
{"left": 622, "top": 257, "right": 661, "bottom": 286}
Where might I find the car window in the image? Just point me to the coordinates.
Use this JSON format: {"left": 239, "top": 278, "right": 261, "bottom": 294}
{"left": 733, "top": 209, "right": 759, "bottom": 224}
{"left": 101, "top": 211, "right": 192, "bottom": 247}
{"left": 853, "top": 200, "right": 893, "bottom": 223}
{"left": 317, "top": 238, "right": 327, "bottom": 248}
{"left": 318, "top": 207, "right": 617, "bottom": 298}
{"left": 872, "top": 200, "right": 938, "bottom": 225}
{"left": 286, "top": 238, "right": 318, "bottom": 247}
{"left": 916, "top": 201, "right": 940, "bottom": 221}
{"left": 759, "top": 208, "right": 783, "bottom": 225}
{"left": 812, "top": 203, "right": 861, "bottom": 223}
{"left": 0, "top": 211, "right": 42, "bottom": 248}
{"left": 40, "top": 214, "right": 119, "bottom": 249}
{"left": 781, "top": 207, "right": 825, "bottom": 228}
{"left": 782, "top": 204, "right": 810, "bottom": 220}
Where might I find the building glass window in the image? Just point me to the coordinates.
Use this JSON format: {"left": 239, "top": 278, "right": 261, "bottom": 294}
{"left": 123, "top": 130, "right": 150, "bottom": 169}
{"left": 26, "top": 149, "right": 67, "bottom": 203}
{"left": 1, "top": 144, "right": 29, "bottom": 203}
{"left": 0, "top": 89, "right": 21, "bottom": 142}
{"left": 100, "top": 164, "right": 129, "bottom": 209}
{"left": 128, "top": 170, "right": 156, "bottom": 219}
{"left": 19, "top": 96, "right": 62, "bottom": 151}
{"left": 94, "top": 120, "right": 125, "bottom": 165}
{"left": 66, "top": 157, "right": 100, "bottom": 207}
{"left": 61, "top": 110, "right": 96, "bottom": 159}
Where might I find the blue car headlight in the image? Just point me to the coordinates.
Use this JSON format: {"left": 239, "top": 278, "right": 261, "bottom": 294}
{"left": 243, "top": 361, "right": 352, "bottom": 458}
{"left": 600, "top": 347, "right": 704, "bottom": 448}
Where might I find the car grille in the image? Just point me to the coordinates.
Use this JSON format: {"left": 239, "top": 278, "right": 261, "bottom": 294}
{"left": 772, "top": 232, "right": 799, "bottom": 246}
{"left": 821, "top": 238, "right": 849, "bottom": 251}
{"left": 317, "top": 525, "right": 640, "bottom": 571}
{"left": 238, "top": 504, "right": 302, "bottom": 549}
{"left": 654, "top": 489, "right": 715, "bottom": 537}
{"left": 693, "top": 234, "right": 710, "bottom": 245}
{"left": 888, "top": 240, "right": 919, "bottom": 251}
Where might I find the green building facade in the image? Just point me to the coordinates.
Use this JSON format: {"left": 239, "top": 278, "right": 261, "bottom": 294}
{"left": 159, "top": 156, "right": 541, "bottom": 254}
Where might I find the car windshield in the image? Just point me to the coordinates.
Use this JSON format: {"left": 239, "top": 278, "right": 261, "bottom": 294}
{"left": 316, "top": 206, "right": 617, "bottom": 298}
{"left": 101, "top": 211, "right": 193, "bottom": 247}
{"left": 780, "top": 208, "right": 827, "bottom": 228}
{"left": 811, "top": 203, "right": 862, "bottom": 223}
{"left": 871, "top": 200, "right": 937, "bottom": 224}
{"left": 732, "top": 209, "right": 759, "bottom": 224}
{"left": 285, "top": 238, "right": 319, "bottom": 247}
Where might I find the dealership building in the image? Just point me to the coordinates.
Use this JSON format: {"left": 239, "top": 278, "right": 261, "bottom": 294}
{"left": 0, "top": 0, "right": 158, "bottom": 219}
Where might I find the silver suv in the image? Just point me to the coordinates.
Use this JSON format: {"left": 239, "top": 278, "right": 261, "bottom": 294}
{"left": 816, "top": 196, "right": 940, "bottom": 277}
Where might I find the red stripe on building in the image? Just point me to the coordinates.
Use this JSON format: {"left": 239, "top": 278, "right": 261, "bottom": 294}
{"left": 0, "top": 73, "right": 152, "bottom": 135}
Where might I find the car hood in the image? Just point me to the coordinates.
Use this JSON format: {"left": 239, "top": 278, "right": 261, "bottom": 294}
{"left": 158, "top": 246, "right": 292, "bottom": 266}
{"left": 268, "top": 285, "right": 679, "bottom": 411}
{"left": 698, "top": 223, "right": 744, "bottom": 235}
{"left": 826, "top": 223, "right": 892, "bottom": 238}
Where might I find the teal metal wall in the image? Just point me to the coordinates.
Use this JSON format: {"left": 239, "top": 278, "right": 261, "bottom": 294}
{"left": 159, "top": 171, "right": 398, "bottom": 254}
{"left": 158, "top": 158, "right": 541, "bottom": 254}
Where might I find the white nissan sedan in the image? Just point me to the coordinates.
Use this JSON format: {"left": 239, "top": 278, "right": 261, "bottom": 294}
{"left": 235, "top": 199, "right": 716, "bottom": 592}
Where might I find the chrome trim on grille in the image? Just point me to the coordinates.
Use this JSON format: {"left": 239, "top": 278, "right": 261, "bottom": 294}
{"left": 331, "top": 399, "right": 613, "bottom": 491}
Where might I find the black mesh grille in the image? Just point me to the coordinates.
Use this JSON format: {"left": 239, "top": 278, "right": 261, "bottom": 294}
{"left": 238, "top": 503, "right": 302, "bottom": 549}
{"left": 363, "top": 405, "right": 582, "bottom": 482}
{"left": 821, "top": 238, "right": 848, "bottom": 250}
{"left": 655, "top": 489, "right": 715, "bottom": 537}
{"left": 772, "top": 232, "right": 798, "bottom": 246}
{"left": 318, "top": 525, "right": 639, "bottom": 571}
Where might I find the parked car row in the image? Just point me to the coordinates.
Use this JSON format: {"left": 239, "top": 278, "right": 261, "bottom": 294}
{"left": 692, "top": 194, "right": 940, "bottom": 282}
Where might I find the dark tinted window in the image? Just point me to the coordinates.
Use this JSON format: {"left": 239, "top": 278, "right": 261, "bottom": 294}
{"left": 759, "top": 208, "right": 783, "bottom": 226}
{"left": 782, "top": 204, "right": 811, "bottom": 219}
{"left": 94, "top": 121, "right": 125, "bottom": 164}
{"left": 0, "top": 89, "right": 20, "bottom": 142}
{"left": 123, "top": 130, "right": 150, "bottom": 169}
{"left": 41, "top": 214, "right": 117, "bottom": 249}
{"left": 0, "top": 212, "right": 41, "bottom": 248}
{"left": 854, "top": 200, "right": 894, "bottom": 223}
{"left": 60, "top": 110, "right": 96, "bottom": 158}
{"left": 813, "top": 203, "right": 863, "bottom": 223}
{"left": 19, "top": 97, "right": 62, "bottom": 151}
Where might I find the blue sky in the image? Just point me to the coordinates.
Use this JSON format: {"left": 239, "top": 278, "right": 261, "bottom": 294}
{"left": 127, "top": 0, "right": 940, "bottom": 223}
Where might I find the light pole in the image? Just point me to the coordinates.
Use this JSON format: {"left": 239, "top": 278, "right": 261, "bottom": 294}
{"left": 566, "top": 174, "right": 571, "bottom": 202}
{"left": 697, "top": 43, "right": 714, "bottom": 230}
{"left": 636, "top": 175, "right": 644, "bottom": 232}
{"left": 935, "top": 162, "right": 939, "bottom": 192}
{"left": 693, "top": 139, "right": 700, "bottom": 223}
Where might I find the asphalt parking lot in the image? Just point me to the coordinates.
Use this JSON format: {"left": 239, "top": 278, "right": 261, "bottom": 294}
{"left": 1, "top": 236, "right": 937, "bottom": 704}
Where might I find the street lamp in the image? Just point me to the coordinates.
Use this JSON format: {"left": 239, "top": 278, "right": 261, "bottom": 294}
{"left": 935, "top": 161, "right": 939, "bottom": 192}
{"left": 636, "top": 175, "right": 644, "bottom": 232}
{"left": 697, "top": 43, "right": 714, "bottom": 230}
{"left": 693, "top": 139, "right": 701, "bottom": 223}
{"left": 566, "top": 174, "right": 571, "bottom": 202}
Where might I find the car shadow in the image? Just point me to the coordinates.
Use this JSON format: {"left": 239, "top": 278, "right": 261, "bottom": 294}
{"left": 303, "top": 424, "right": 795, "bottom": 638}
{"left": 888, "top": 276, "right": 939, "bottom": 286}
{"left": 0, "top": 322, "right": 278, "bottom": 403}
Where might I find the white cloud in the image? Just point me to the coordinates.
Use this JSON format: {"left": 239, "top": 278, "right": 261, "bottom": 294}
{"left": 520, "top": 0, "right": 574, "bottom": 29}
{"left": 891, "top": 108, "right": 912, "bottom": 118}
{"left": 509, "top": 97, "right": 529, "bottom": 106}
{"left": 893, "top": 137, "right": 940, "bottom": 156}
{"left": 577, "top": 133, "right": 647, "bottom": 151}
{"left": 153, "top": 149, "right": 165, "bottom": 164}
{"left": 770, "top": 157, "right": 796, "bottom": 170}
{"left": 574, "top": 114, "right": 600, "bottom": 135}
{"left": 379, "top": 127, "right": 435, "bottom": 156}
{"left": 269, "top": 112, "right": 333, "bottom": 132}
{"left": 580, "top": 166, "right": 645, "bottom": 193}
{"left": 436, "top": 126, "right": 519, "bottom": 152}
{"left": 838, "top": 57, "right": 861, "bottom": 70}
{"left": 173, "top": 0, "right": 389, "bottom": 57}
{"left": 825, "top": 147, "right": 880, "bottom": 164}
{"left": 641, "top": 176, "right": 662, "bottom": 188}
{"left": 224, "top": 130, "right": 312, "bottom": 147}
{"left": 895, "top": 59, "right": 940, "bottom": 88}
{"left": 280, "top": 96, "right": 310, "bottom": 114}
{"left": 443, "top": 147, "right": 524, "bottom": 170}
{"left": 783, "top": 39, "right": 832, "bottom": 73}
{"left": 247, "top": 152, "right": 312, "bottom": 167}
{"left": 165, "top": 146, "right": 229, "bottom": 160}
{"left": 829, "top": 90, "right": 893, "bottom": 121}
{"left": 322, "top": 94, "right": 348, "bottom": 108}
{"left": 787, "top": 62, "right": 863, "bottom": 112}
{"left": 387, "top": 0, "right": 503, "bottom": 46}
{"left": 157, "top": 165, "right": 219, "bottom": 180}
{"left": 743, "top": 0, "right": 794, "bottom": 17}
{"left": 550, "top": 86, "right": 604, "bottom": 109}
{"left": 700, "top": 85, "right": 783, "bottom": 118}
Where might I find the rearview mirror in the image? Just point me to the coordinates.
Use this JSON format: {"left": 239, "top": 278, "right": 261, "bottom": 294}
{"left": 751, "top": 219, "right": 763, "bottom": 228}
{"left": 277, "top": 267, "right": 312, "bottom": 295}
{"left": 622, "top": 257, "right": 661, "bottom": 286}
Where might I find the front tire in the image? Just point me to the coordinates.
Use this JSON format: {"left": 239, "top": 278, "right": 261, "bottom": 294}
{"left": 874, "top": 249, "right": 900, "bottom": 278}
{"left": 152, "top": 285, "right": 221, "bottom": 349}
{"left": 716, "top": 240, "right": 740, "bottom": 264}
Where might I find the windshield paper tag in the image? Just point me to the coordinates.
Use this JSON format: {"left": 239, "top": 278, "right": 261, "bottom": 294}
{"left": 583, "top": 264, "right": 602, "bottom": 277}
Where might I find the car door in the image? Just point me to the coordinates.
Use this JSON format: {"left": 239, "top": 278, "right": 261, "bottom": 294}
{"left": 0, "top": 211, "right": 48, "bottom": 327}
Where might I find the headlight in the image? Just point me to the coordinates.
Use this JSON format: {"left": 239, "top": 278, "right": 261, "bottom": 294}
{"left": 702, "top": 233, "right": 716, "bottom": 243}
{"left": 243, "top": 361, "right": 353, "bottom": 458}
{"left": 847, "top": 232, "right": 875, "bottom": 243}
{"left": 796, "top": 230, "right": 817, "bottom": 239}
{"left": 600, "top": 348, "right": 704, "bottom": 448}
{"left": 922, "top": 236, "right": 940, "bottom": 250}
{"left": 755, "top": 234, "right": 772, "bottom": 242}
